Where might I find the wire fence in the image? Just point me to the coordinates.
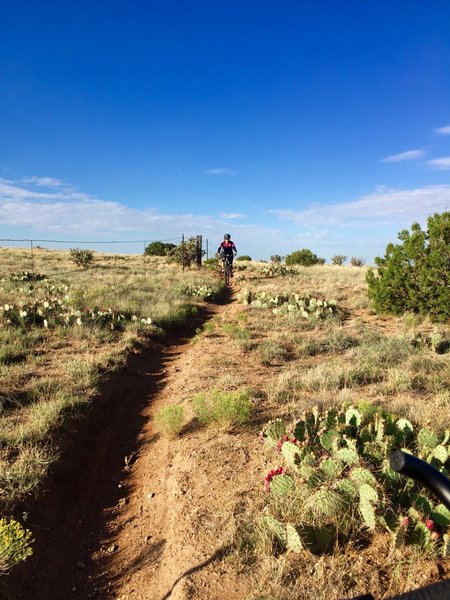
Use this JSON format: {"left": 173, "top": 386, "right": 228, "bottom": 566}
{"left": 0, "top": 236, "right": 182, "bottom": 250}
{"left": 0, "top": 235, "right": 212, "bottom": 279}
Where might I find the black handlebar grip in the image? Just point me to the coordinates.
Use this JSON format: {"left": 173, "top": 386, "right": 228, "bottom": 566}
{"left": 389, "top": 579, "right": 450, "bottom": 599}
{"left": 390, "top": 449, "right": 450, "bottom": 511}
{"left": 341, "top": 578, "right": 450, "bottom": 600}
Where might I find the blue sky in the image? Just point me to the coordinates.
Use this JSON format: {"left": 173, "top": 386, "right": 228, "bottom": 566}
{"left": 1, "top": 1, "right": 450, "bottom": 263}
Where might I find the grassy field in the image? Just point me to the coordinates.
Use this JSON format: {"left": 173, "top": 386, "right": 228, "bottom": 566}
{"left": 0, "top": 247, "right": 221, "bottom": 511}
{"left": 1, "top": 249, "right": 450, "bottom": 597}
{"left": 186, "top": 260, "right": 450, "bottom": 598}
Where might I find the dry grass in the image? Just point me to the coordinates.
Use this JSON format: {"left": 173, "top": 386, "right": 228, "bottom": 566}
{"left": 200, "top": 261, "right": 450, "bottom": 598}
{"left": 1, "top": 250, "right": 449, "bottom": 595}
{"left": 0, "top": 247, "right": 222, "bottom": 508}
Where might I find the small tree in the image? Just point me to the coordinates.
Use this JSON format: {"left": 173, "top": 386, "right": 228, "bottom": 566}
{"left": 366, "top": 211, "right": 450, "bottom": 321}
{"left": 270, "top": 254, "right": 283, "bottom": 264}
{"left": 285, "top": 249, "right": 325, "bottom": 267}
{"left": 331, "top": 255, "right": 347, "bottom": 266}
{"left": 168, "top": 237, "right": 204, "bottom": 267}
{"left": 144, "top": 241, "right": 176, "bottom": 256}
{"left": 69, "top": 248, "right": 94, "bottom": 269}
{"left": 350, "top": 256, "right": 366, "bottom": 267}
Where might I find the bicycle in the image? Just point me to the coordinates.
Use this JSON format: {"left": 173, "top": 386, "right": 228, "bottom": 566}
{"left": 221, "top": 254, "right": 233, "bottom": 285}
{"left": 346, "top": 449, "right": 450, "bottom": 600}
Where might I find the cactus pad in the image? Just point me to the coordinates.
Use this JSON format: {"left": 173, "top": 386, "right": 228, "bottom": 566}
{"left": 281, "top": 441, "right": 302, "bottom": 471}
{"left": 271, "top": 474, "right": 295, "bottom": 496}
{"left": 260, "top": 516, "right": 287, "bottom": 546}
{"left": 417, "top": 428, "right": 439, "bottom": 451}
{"left": 349, "top": 467, "right": 377, "bottom": 488}
{"left": 286, "top": 524, "right": 304, "bottom": 553}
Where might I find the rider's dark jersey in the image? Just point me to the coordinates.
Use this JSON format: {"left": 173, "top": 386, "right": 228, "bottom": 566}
{"left": 218, "top": 240, "right": 237, "bottom": 255}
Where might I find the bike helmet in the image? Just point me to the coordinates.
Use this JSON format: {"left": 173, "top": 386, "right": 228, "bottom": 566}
{"left": 224, "top": 233, "right": 231, "bottom": 240}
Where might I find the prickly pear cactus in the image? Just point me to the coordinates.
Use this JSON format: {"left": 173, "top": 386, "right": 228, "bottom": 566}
{"left": 260, "top": 419, "right": 287, "bottom": 448}
{"left": 270, "top": 474, "right": 295, "bottom": 496}
{"left": 259, "top": 403, "right": 450, "bottom": 557}
{"left": 237, "top": 289, "right": 339, "bottom": 319}
{"left": 281, "top": 441, "right": 302, "bottom": 472}
{"left": 286, "top": 524, "right": 303, "bottom": 552}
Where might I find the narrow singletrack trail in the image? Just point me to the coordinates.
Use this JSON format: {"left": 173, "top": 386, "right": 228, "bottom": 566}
{"left": 9, "top": 285, "right": 259, "bottom": 600}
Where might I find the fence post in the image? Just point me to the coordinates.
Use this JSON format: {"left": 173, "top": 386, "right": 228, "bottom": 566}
{"left": 30, "top": 240, "right": 35, "bottom": 273}
{"left": 196, "top": 235, "right": 202, "bottom": 268}
{"left": 181, "top": 234, "right": 185, "bottom": 271}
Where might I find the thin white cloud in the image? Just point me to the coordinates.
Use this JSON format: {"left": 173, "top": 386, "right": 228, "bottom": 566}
{"left": 435, "top": 125, "right": 450, "bottom": 135}
{"left": 205, "top": 168, "right": 234, "bottom": 175}
{"left": 23, "top": 176, "right": 63, "bottom": 187}
{"left": 219, "top": 212, "right": 246, "bottom": 219}
{"left": 427, "top": 157, "right": 450, "bottom": 170}
{"left": 381, "top": 149, "right": 425, "bottom": 163}
{"left": 270, "top": 185, "right": 450, "bottom": 228}
{"left": 0, "top": 178, "right": 272, "bottom": 243}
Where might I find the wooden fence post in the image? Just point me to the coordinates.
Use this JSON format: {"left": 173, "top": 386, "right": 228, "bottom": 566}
{"left": 196, "top": 235, "right": 202, "bottom": 268}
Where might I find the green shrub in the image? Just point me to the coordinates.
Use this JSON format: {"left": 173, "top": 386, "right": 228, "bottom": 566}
{"left": 366, "top": 212, "right": 450, "bottom": 321}
{"left": 193, "top": 389, "right": 251, "bottom": 427}
{"left": 270, "top": 255, "right": 284, "bottom": 264}
{"left": 167, "top": 237, "right": 204, "bottom": 267}
{"left": 154, "top": 405, "right": 185, "bottom": 438}
{"left": 69, "top": 248, "right": 94, "bottom": 269}
{"left": 144, "top": 241, "right": 176, "bottom": 256}
{"left": 331, "top": 255, "right": 347, "bottom": 266}
{"left": 203, "top": 257, "right": 219, "bottom": 269}
{"left": 222, "top": 323, "right": 251, "bottom": 342}
{"left": 285, "top": 249, "right": 325, "bottom": 266}
{"left": 236, "top": 255, "right": 252, "bottom": 261}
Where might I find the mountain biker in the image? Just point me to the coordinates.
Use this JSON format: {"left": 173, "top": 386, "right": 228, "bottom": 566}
{"left": 217, "top": 234, "right": 237, "bottom": 276}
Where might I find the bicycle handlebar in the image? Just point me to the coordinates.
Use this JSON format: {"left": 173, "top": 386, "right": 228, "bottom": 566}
{"left": 390, "top": 449, "right": 450, "bottom": 511}
{"left": 342, "top": 451, "right": 450, "bottom": 600}
{"left": 349, "top": 579, "right": 450, "bottom": 600}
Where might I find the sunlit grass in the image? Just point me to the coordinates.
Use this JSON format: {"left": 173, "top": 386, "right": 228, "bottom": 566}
{"left": 0, "top": 247, "right": 222, "bottom": 507}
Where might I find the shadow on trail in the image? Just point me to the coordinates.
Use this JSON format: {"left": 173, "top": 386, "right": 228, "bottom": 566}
{"left": 7, "top": 292, "right": 233, "bottom": 600}
{"left": 160, "top": 545, "right": 232, "bottom": 600}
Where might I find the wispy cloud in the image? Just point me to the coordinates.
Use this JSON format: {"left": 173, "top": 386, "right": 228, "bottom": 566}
{"left": 0, "top": 178, "right": 267, "bottom": 242}
{"left": 205, "top": 168, "right": 234, "bottom": 175}
{"left": 381, "top": 149, "right": 425, "bottom": 163}
{"left": 22, "top": 176, "right": 63, "bottom": 187}
{"left": 269, "top": 185, "right": 450, "bottom": 228}
{"left": 435, "top": 125, "right": 450, "bottom": 135}
{"left": 219, "top": 212, "right": 246, "bottom": 219}
{"left": 427, "top": 157, "right": 450, "bottom": 170}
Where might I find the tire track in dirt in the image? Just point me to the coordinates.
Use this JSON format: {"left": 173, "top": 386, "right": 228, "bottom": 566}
{"left": 7, "top": 287, "right": 247, "bottom": 600}
{"left": 90, "top": 285, "right": 257, "bottom": 600}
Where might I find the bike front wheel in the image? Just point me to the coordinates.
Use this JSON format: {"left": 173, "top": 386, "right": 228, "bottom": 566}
{"left": 223, "top": 261, "right": 230, "bottom": 285}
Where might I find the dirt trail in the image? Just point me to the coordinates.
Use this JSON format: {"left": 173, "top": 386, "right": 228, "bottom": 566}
{"left": 9, "top": 286, "right": 259, "bottom": 600}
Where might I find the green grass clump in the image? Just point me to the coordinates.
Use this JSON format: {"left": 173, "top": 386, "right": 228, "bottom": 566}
{"left": 193, "top": 389, "right": 251, "bottom": 427}
{"left": 154, "top": 405, "right": 185, "bottom": 438}
{"left": 257, "top": 338, "right": 292, "bottom": 366}
{"left": 222, "top": 323, "right": 251, "bottom": 342}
